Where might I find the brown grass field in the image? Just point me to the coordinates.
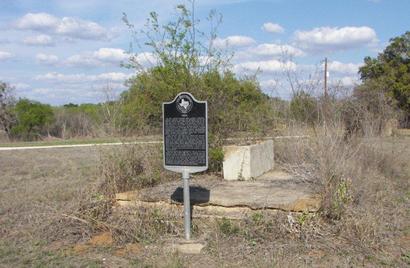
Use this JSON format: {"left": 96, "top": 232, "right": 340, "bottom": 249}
{"left": 0, "top": 136, "right": 409, "bottom": 267}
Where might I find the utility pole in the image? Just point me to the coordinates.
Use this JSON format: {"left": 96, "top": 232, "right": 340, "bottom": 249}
{"left": 324, "top": 57, "right": 328, "bottom": 99}
{"left": 323, "top": 57, "right": 329, "bottom": 130}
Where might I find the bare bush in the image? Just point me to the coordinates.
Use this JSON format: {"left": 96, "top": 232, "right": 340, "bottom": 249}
{"left": 100, "top": 83, "right": 124, "bottom": 136}
{"left": 97, "top": 144, "right": 176, "bottom": 197}
{"left": 68, "top": 143, "right": 180, "bottom": 246}
{"left": 275, "top": 124, "right": 353, "bottom": 217}
{"left": 274, "top": 122, "right": 409, "bottom": 256}
{"left": 342, "top": 88, "right": 399, "bottom": 138}
{"left": 51, "top": 109, "right": 98, "bottom": 138}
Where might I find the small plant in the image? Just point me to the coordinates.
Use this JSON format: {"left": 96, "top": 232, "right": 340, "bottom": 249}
{"left": 149, "top": 209, "right": 170, "bottom": 238}
{"left": 251, "top": 212, "right": 264, "bottom": 225}
{"left": 335, "top": 179, "right": 350, "bottom": 204}
{"left": 329, "top": 178, "right": 351, "bottom": 219}
{"left": 296, "top": 211, "right": 310, "bottom": 226}
{"left": 237, "top": 151, "right": 246, "bottom": 181}
{"left": 209, "top": 147, "right": 224, "bottom": 173}
{"left": 218, "top": 217, "right": 240, "bottom": 236}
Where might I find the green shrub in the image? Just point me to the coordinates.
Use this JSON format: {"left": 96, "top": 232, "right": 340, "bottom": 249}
{"left": 121, "top": 4, "right": 274, "bottom": 139}
{"left": 290, "top": 91, "right": 318, "bottom": 125}
{"left": 10, "top": 99, "right": 54, "bottom": 140}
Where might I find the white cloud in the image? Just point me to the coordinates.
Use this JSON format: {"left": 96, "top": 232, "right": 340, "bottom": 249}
{"left": 64, "top": 49, "right": 157, "bottom": 68}
{"left": 234, "top": 43, "right": 304, "bottom": 63}
{"left": 234, "top": 59, "right": 296, "bottom": 74}
{"left": 35, "top": 72, "right": 132, "bottom": 83}
{"left": 213, "top": 35, "right": 256, "bottom": 49}
{"left": 15, "top": 12, "right": 59, "bottom": 31}
{"left": 262, "top": 22, "right": 284, "bottom": 33}
{"left": 36, "top": 72, "right": 85, "bottom": 83}
{"left": 65, "top": 48, "right": 128, "bottom": 67}
{"left": 260, "top": 79, "right": 278, "bottom": 88}
{"left": 93, "top": 48, "right": 128, "bottom": 62}
{"left": 328, "top": 61, "right": 362, "bottom": 74}
{"left": 97, "top": 72, "right": 130, "bottom": 81}
{"left": 11, "top": 83, "right": 30, "bottom": 91}
{"left": 26, "top": 82, "right": 127, "bottom": 104}
{"left": 132, "top": 52, "right": 157, "bottom": 67}
{"left": 0, "top": 51, "right": 13, "bottom": 61}
{"left": 340, "top": 77, "right": 357, "bottom": 87}
{"left": 244, "top": 43, "right": 305, "bottom": 58}
{"left": 294, "top": 26, "right": 378, "bottom": 51}
{"left": 23, "top": 34, "right": 54, "bottom": 46}
{"left": 330, "top": 76, "right": 360, "bottom": 88}
{"left": 15, "top": 12, "right": 114, "bottom": 41}
{"left": 32, "top": 88, "right": 52, "bottom": 95}
{"left": 65, "top": 54, "right": 101, "bottom": 67}
{"left": 36, "top": 53, "right": 59, "bottom": 65}
{"left": 55, "top": 17, "right": 111, "bottom": 40}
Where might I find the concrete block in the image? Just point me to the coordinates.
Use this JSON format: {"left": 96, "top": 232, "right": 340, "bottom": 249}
{"left": 223, "top": 140, "right": 274, "bottom": 181}
{"left": 175, "top": 241, "right": 205, "bottom": 254}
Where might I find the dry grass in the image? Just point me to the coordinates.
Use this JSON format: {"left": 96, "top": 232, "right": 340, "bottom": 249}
{"left": 70, "top": 144, "right": 183, "bottom": 246}
{"left": 0, "top": 145, "right": 185, "bottom": 266}
{"left": 274, "top": 125, "right": 410, "bottom": 266}
{"left": 0, "top": 147, "right": 102, "bottom": 266}
{"left": 0, "top": 132, "right": 409, "bottom": 267}
{"left": 97, "top": 143, "right": 177, "bottom": 197}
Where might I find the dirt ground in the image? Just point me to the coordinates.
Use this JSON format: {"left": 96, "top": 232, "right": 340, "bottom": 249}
{"left": 0, "top": 137, "right": 409, "bottom": 267}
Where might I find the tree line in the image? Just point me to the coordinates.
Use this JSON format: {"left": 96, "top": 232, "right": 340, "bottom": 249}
{"left": 0, "top": 4, "right": 408, "bottom": 142}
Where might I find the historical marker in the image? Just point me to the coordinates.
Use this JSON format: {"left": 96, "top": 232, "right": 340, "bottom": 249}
{"left": 163, "top": 92, "right": 208, "bottom": 240}
{"left": 163, "top": 92, "right": 208, "bottom": 173}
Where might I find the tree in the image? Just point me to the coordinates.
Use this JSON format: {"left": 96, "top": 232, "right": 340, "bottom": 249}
{"left": 11, "top": 99, "right": 54, "bottom": 140}
{"left": 358, "top": 31, "right": 410, "bottom": 126}
{"left": 120, "top": 4, "right": 273, "bottom": 138}
{"left": 0, "top": 81, "right": 16, "bottom": 138}
{"left": 290, "top": 91, "right": 318, "bottom": 125}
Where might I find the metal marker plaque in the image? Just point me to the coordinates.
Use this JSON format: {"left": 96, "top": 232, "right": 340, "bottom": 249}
{"left": 163, "top": 92, "right": 208, "bottom": 174}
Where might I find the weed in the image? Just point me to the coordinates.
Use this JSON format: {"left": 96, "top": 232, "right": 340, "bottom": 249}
{"left": 209, "top": 147, "right": 224, "bottom": 173}
{"left": 218, "top": 217, "right": 240, "bottom": 236}
{"left": 251, "top": 212, "right": 264, "bottom": 225}
{"left": 326, "top": 177, "right": 351, "bottom": 220}
{"left": 296, "top": 212, "right": 310, "bottom": 226}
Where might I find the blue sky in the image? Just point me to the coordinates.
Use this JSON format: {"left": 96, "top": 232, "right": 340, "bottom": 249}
{"left": 0, "top": 0, "right": 408, "bottom": 105}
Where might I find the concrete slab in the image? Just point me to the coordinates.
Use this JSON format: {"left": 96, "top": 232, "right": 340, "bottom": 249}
{"left": 116, "top": 199, "right": 268, "bottom": 219}
{"left": 257, "top": 170, "right": 294, "bottom": 181}
{"left": 116, "top": 171, "right": 321, "bottom": 212}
